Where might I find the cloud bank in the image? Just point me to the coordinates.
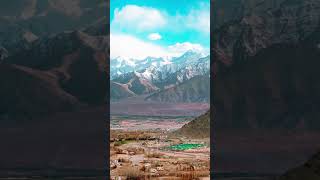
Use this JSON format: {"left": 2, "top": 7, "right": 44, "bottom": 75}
{"left": 110, "top": 34, "right": 167, "bottom": 59}
{"left": 112, "top": 5, "right": 166, "bottom": 31}
{"left": 148, "top": 33, "right": 162, "bottom": 40}
{"left": 111, "top": 34, "right": 208, "bottom": 60}
{"left": 110, "top": 3, "right": 210, "bottom": 59}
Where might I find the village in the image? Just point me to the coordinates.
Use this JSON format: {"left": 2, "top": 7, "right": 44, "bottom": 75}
{"left": 110, "top": 130, "right": 210, "bottom": 179}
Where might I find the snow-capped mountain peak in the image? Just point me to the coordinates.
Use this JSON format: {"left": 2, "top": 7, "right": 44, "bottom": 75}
{"left": 110, "top": 50, "right": 208, "bottom": 79}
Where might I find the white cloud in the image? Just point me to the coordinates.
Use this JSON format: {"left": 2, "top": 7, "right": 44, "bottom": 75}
{"left": 112, "top": 5, "right": 166, "bottom": 31}
{"left": 148, "top": 33, "right": 162, "bottom": 40}
{"left": 168, "top": 42, "right": 208, "bottom": 57}
{"left": 111, "top": 34, "right": 209, "bottom": 59}
{"left": 185, "top": 8, "right": 210, "bottom": 34}
{"left": 110, "top": 33, "right": 167, "bottom": 60}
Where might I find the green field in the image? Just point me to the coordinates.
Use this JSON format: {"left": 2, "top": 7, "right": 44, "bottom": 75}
{"left": 167, "top": 143, "right": 205, "bottom": 151}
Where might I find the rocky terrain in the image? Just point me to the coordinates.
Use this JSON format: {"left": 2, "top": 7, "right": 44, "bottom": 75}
{"left": 212, "top": 0, "right": 286, "bottom": 30}
{"left": 214, "top": 0, "right": 320, "bottom": 66}
{"left": 111, "top": 71, "right": 160, "bottom": 96}
{"left": 0, "top": 0, "right": 107, "bottom": 56}
{"left": 146, "top": 75, "right": 210, "bottom": 103}
{"left": 1, "top": 30, "right": 108, "bottom": 120}
{"left": 0, "top": 0, "right": 107, "bottom": 32}
{"left": 213, "top": 0, "right": 320, "bottom": 129}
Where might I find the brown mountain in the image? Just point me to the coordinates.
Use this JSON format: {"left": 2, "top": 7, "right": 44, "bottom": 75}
{"left": 146, "top": 75, "right": 210, "bottom": 103}
{"left": 0, "top": 63, "right": 80, "bottom": 120}
{"left": 112, "top": 72, "right": 159, "bottom": 96}
{"left": 8, "top": 31, "right": 108, "bottom": 104}
{"left": 1, "top": 30, "right": 108, "bottom": 120}
{"left": 174, "top": 110, "right": 210, "bottom": 138}
{"left": 110, "top": 81, "right": 135, "bottom": 101}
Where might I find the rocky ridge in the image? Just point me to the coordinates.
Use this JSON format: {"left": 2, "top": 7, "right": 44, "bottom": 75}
{"left": 213, "top": 0, "right": 320, "bottom": 129}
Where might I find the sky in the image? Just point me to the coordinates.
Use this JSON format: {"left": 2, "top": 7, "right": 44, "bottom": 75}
{"left": 110, "top": 0, "right": 210, "bottom": 60}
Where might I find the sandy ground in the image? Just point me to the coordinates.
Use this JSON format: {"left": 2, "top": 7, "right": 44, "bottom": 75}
{"left": 111, "top": 96, "right": 209, "bottom": 117}
{"left": 111, "top": 115, "right": 192, "bottom": 131}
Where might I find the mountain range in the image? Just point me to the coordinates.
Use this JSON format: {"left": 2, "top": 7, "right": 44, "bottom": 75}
{"left": 110, "top": 50, "right": 208, "bottom": 79}
{"left": 146, "top": 75, "right": 210, "bottom": 103}
{"left": 110, "top": 52, "right": 210, "bottom": 102}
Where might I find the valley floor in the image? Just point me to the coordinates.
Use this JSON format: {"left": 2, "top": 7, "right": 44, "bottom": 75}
{"left": 111, "top": 96, "right": 209, "bottom": 117}
{"left": 110, "top": 130, "right": 210, "bottom": 179}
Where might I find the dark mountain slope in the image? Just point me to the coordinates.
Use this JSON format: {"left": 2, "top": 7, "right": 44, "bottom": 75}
{"left": 0, "top": 63, "right": 80, "bottom": 120}
{"left": 213, "top": 0, "right": 320, "bottom": 129}
{"left": 0, "top": 29, "right": 108, "bottom": 120}
{"left": 212, "top": 0, "right": 286, "bottom": 30}
{"left": 0, "top": 0, "right": 107, "bottom": 57}
{"left": 146, "top": 75, "right": 210, "bottom": 103}
{"left": 7, "top": 31, "right": 108, "bottom": 105}
{"left": 112, "top": 72, "right": 159, "bottom": 96}
{"left": 174, "top": 110, "right": 210, "bottom": 138}
{"left": 213, "top": 0, "right": 320, "bottom": 73}
{"left": 278, "top": 151, "right": 320, "bottom": 180}
{"left": 110, "top": 81, "right": 136, "bottom": 101}
{"left": 214, "top": 43, "right": 320, "bottom": 129}
{"left": 0, "top": 0, "right": 107, "bottom": 34}
{"left": 0, "top": 46, "right": 8, "bottom": 60}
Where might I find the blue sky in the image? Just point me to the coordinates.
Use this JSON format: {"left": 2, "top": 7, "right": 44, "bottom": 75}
{"left": 110, "top": 0, "right": 210, "bottom": 59}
